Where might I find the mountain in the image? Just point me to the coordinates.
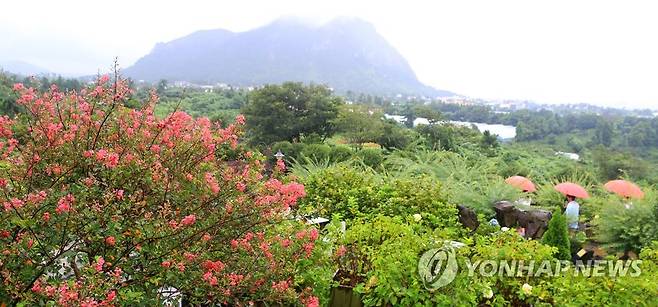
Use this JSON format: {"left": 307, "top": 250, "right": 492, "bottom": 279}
{"left": 124, "top": 17, "right": 453, "bottom": 97}
{"left": 0, "top": 60, "right": 51, "bottom": 76}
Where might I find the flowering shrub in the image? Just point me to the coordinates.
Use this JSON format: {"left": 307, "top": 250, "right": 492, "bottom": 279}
{"left": 0, "top": 75, "right": 320, "bottom": 305}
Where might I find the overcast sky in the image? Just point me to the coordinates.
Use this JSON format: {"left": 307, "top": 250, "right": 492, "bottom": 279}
{"left": 2, "top": 0, "right": 657, "bottom": 108}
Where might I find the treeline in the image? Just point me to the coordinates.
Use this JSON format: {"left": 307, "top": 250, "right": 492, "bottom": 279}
{"left": 151, "top": 86, "right": 248, "bottom": 124}
{"left": 385, "top": 99, "right": 658, "bottom": 153}
{"left": 240, "top": 82, "right": 498, "bottom": 151}
{"left": 4, "top": 71, "right": 658, "bottom": 154}
{"left": 0, "top": 72, "right": 85, "bottom": 116}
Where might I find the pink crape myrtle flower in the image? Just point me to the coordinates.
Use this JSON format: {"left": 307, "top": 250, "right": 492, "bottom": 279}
{"left": 2, "top": 75, "right": 319, "bottom": 305}
{"left": 181, "top": 214, "right": 196, "bottom": 226}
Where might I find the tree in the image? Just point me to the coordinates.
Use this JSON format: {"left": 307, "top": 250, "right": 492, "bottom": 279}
{"left": 594, "top": 119, "right": 613, "bottom": 146}
{"left": 627, "top": 121, "right": 652, "bottom": 147}
{"left": 333, "top": 104, "right": 384, "bottom": 145}
{"left": 515, "top": 122, "right": 536, "bottom": 141}
{"left": 241, "top": 82, "right": 341, "bottom": 145}
{"left": 415, "top": 123, "right": 479, "bottom": 151}
{"left": 480, "top": 130, "right": 499, "bottom": 149}
{"left": 413, "top": 105, "right": 443, "bottom": 124}
{"left": 376, "top": 120, "right": 417, "bottom": 150}
{"left": 0, "top": 73, "right": 21, "bottom": 116}
{"left": 399, "top": 103, "right": 416, "bottom": 128}
{"left": 541, "top": 210, "right": 571, "bottom": 260}
{"left": 1, "top": 76, "right": 322, "bottom": 305}
{"left": 156, "top": 79, "right": 168, "bottom": 95}
{"left": 590, "top": 146, "right": 648, "bottom": 181}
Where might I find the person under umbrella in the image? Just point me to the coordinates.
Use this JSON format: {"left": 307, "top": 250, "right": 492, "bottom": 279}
{"left": 564, "top": 195, "right": 580, "bottom": 231}
{"left": 604, "top": 179, "right": 644, "bottom": 209}
{"left": 505, "top": 176, "right": 536, "bottom": 206}
{"left": 554, "top": 182, "right": 589, "bottom": 231}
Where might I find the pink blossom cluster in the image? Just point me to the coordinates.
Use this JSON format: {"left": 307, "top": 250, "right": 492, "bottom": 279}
{"left": 0, "top": 75, "right": 320, "bottom": 306}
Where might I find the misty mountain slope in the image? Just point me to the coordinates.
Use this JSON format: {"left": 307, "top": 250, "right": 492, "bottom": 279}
{"left": 124, "top": 17, "right": 452, "bottom": 96}
{"left": 0, "top": 60, "right": 51, "bottom": 76}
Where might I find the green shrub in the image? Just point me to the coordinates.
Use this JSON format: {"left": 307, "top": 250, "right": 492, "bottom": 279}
{"left": 297, "top": 166, "right": 460, "bottom": 233}
{"left": 330, "top": 145, "right": 354, "bottom": 162}
{"left": 541, "top": 210, "right": 571, "bottom": 260}
{"left": 376, "top": 121, "right": 417, "bottom": 150}
{"left": 297, "top": 165, "right": 379, "bottom": 219}
{"left": 355, "top": 148, "right": 384, "bottom": 168}
{"left": 383, "top": 150, "right": 522, "bottom": 216}
{"left": 375, "top": 176, "right": 460, "bottom": 234}
{"left": 446, "top": 179, "right": 522, "bottom": 217}
{"left": 300, "top": 143, "right": 333, "bottom": 162}
{"left": 274, "top": 142, "right": 356, "bottom": 165}
{"left": 329, "top": 215, "right": 658, "bottom": 306}
{"left": 533, "top": 182, "right": 565, "bottom": 209}
{"left": 336, "top": 216, "right": 474, "bottom": 306}
{"left": 535, "top": 252, "right": 658, "bottom": 306}
{"left": 593, "top": 195, "right": 658, "bottom": 254}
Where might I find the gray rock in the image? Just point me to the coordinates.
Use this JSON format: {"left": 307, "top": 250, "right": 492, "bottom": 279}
{"left": 457, "top": 205, "right": 479, "bottom": 231}
{"left": 493, "top": 201, "right": 552, "bottom": 239}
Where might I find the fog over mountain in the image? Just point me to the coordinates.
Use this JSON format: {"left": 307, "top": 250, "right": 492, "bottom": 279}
{"left": 124, "top": 17, "right": 452, "bottom": 97}
{"left": 0, "top": 60, "right": 51, "bottom": 76}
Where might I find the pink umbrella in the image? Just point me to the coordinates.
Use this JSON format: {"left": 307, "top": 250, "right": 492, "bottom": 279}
{"left": 555, "top": 182, "right": 589, "bottom": 199}
{"left": 604, "top": 180, "right": 644, "bottom": 199}
{"left": 505, "top": 176, "right": 536, "bottom": 192}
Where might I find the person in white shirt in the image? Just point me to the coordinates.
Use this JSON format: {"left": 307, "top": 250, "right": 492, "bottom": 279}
{"left": 514, "top": 189, "right": 533, "bottom": 206}
{"left": 564, "top": 195, "right": 579, "bottom": 230}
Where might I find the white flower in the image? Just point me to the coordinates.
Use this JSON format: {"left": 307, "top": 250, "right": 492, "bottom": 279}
{"left": 413, "top": 214, "right": 422, "bottom": 222}
{"left": 501, "top": 227, "right": 510, "bottom": 232}
{"left": 521, "top": 283, "right": 533, "bottom": 295}
{"left": 483, "top": 288, "right": 493, "bottom": 299}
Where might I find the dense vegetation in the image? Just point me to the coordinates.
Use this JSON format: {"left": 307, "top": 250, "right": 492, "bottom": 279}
{"left": 1, "top": 71, "right": 657, "bottom": 306}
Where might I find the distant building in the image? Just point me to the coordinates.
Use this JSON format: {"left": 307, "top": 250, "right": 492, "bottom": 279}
{"left": 555, "top": 151, "right": 580, "bottom": 161}
{"left": 383, "top": 114, "right": 406, "bottom": 124}
{"left": 200, "top": 85, "right": 214, "bottom": 93}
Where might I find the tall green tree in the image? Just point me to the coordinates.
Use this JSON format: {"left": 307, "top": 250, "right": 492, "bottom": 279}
{"left": 402, "top": 103, "right": 416, "bottom": 128}
{"left": 241, "top": 82, "right": 341, "bottom": 145}
{"left": 541, "top": 210, "right": 571, "bottom": 260}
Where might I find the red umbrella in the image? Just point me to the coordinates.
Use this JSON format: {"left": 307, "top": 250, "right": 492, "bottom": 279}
{"left": 555, "top": 182, "right": 589, "bottom": 199}
{"left": 505, "top": 176, "right": 536, "bottom": 192}
{"left": 604, "top": 180, "right": 644, "bottom": 199}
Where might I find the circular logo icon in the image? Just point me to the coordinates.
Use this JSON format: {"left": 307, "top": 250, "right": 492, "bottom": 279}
{"left": 418, "top": 245, "right": 458, "bottom": 290}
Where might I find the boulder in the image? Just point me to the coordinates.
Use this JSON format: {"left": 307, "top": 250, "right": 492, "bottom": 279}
{"left": 493, "top": 201, "right": 552, "bottom": 239}
{"left": 493, "top": 201, "right": 518, "bottom": 227}
{"left": 576, "top": 242, "right": 608, "bottom": 262}
{"left": 457, "top": 205, "right": 479, "bottom": 231}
